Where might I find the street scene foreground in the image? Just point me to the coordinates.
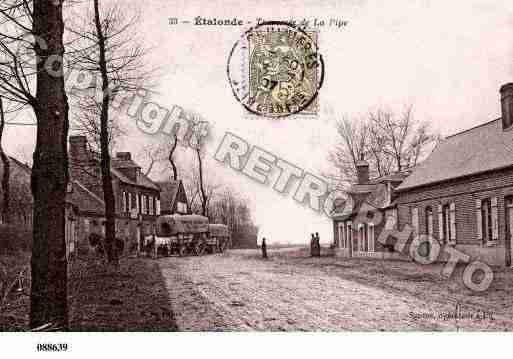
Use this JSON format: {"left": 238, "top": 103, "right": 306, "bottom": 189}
{"left": 160, "top": 248, "right": 513, "bottom": 331}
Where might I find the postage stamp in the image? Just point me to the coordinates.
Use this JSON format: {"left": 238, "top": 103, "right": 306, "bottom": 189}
{"left": 227, "top": 21, "right": 324, "bottom": 118}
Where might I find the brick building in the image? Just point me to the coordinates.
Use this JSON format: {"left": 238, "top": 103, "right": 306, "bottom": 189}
{"left": 332, "top": 83, "right": 513, "bottom": 267}
{"left": 394, "top": 83, "right": 513, "bottom": 266}
{"left": 69, "top": 136, "right": 161, "bottom": 255}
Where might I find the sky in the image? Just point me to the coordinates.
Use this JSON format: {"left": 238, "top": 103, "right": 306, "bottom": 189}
{"left": 3, "top": 0, "right": 513, "bottom": 245}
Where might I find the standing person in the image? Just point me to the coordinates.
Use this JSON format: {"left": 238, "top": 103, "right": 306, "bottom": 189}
{"left": 261, "top": 237, "right": 268, "bottom": 259}
{"left": 310, "top": 233, "right": 316, "bottom": 257}
{"left": 315, "top": 232, "right": 321, "bottom": 257}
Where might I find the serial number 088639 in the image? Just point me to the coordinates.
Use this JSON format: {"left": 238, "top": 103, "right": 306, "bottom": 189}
{"left": 36, "top": 343, "right": 69, "bottom": 352}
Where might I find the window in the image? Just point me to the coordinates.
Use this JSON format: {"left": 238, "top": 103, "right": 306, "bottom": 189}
{"left": 338, "top": 223, "right": 345, "bottom": 248}
{"left": 369, "top": 223, "right": 375, "bottom": 252}
{"left": 128, "top": 192, "right": 132, "bottom": 212}
{"left": 358, "top": 225, "right": 364, "bottom": 252}
{"left": 149, "top": 196, "right": 154, "bottom": 215}
{"left": 385, "top": 209, "right": 397, "bottom": 230}
{"left": 347, "top": 222, "right": 352, "bottom": 250}
{"left": 442, "top": 204, "right": 451, "bottom": 243}
{"left": 364, "top": 224, "right": 369, "bottom": 252}
{"left": 177, "top": 201, "right": 187, "bottom": 214}
{"left": 136, "top": 194, "right": 140, "bottom": 213}
{"left": 156, "top": 199, "right": 161, "bottom": 216}
{"left": 411, "top": 207, "right": 419, "bottom": 234}
{"left": 122, "top": 191, "right": 127, "bottom": 213}
{"left": 481, "top": 198, "right": 493, "bottom": 242}
{"left": 142, "top": 195, "right": 147, "bottom": 214}
{"left": 425, "top": 207, "right": 434, "bottom": 237}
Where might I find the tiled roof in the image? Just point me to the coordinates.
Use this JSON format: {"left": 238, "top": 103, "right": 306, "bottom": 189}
{"left": 92, "top": 153, "right": 159, "bottom": 191}
{"left": 66, "top": 180, "right": 105, "bottom": 215}
{"left": 397, "top": 118, "right": 513, "bottom": 191}
{"left": 156, "top": 180, "right": 181, "bottom": 212}
{"left": 111, "top": 158, "right": 140, "bottom": 169}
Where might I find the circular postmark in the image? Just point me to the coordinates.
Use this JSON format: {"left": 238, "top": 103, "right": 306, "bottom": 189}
{"left": 227, "top": 21, "right": 324, "bottom": 118}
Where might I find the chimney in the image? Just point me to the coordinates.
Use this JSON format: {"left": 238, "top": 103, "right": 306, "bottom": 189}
{"left": 115, "top": 152, "right": 139, "bottom": 182}
{"left": 116, "top": 152, "right": 132, "bottom": 161}
{"left": 69, "top": 136, "right": 88, "bottom": 161}
{"left": 500, "top": 83, "right": 513, "bottom": 130}
{"left": 356, "top": 154, "right": 370, "bottom": 184}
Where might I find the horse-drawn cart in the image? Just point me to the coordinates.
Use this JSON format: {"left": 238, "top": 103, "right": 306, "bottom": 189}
{"left": 207, "top": 224, "right": 231, "bottom": 253}
{"left": 146, "top": 214, "right": 209, "bottom": 258}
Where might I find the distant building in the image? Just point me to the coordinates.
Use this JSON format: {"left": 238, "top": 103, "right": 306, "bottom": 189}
{"left": 155, "top": 180, "right": 189, "bottom": 215}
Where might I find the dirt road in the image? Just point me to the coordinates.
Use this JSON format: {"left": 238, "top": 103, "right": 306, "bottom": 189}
{"left": 158, "top": 249, "right": 513, "bottom": 331}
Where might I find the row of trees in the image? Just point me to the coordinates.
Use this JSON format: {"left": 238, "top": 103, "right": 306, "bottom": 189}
{"left": 327, "top": 105, "right": 441, "bottom": 190}
{"left": 139, "top": 127, "right": 256, "bottom": 234}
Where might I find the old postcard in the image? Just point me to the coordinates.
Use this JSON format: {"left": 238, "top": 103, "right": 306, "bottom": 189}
{"left": 0, "top": 0, "right": 512, "bottom": 356}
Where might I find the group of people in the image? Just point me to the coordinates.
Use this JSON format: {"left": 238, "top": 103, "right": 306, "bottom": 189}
{"left": 310, "top": 232, "right": 321, "bottom": 257}
{"left": 259, "top": 232, "right": 321, "bottom": 259}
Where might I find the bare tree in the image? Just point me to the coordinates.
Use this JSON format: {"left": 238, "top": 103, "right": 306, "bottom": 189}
{"left": 0, "top": 97, "right": 10, "bottom": 224}
{"left": 168, "top": 133, "right": 178, "bottom": 180}
{"left": 327, "top": 115, "right": 368, "bottom": 189}
{"left": 328, "top": 106, "right": 438, "bottom": 188}
{"left": 66, "top": 0, "right": 152, "bottom": 262}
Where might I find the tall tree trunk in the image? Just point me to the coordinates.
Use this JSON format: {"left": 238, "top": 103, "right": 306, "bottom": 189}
{"left": 168, "top": 134, "right": 178, "bottom": 180}
{"left": 30, "top": 0, "right": 69, "bottom": 330}
{"left": 93, "top": 0, "right": 117, "bottom": 262}
{"left": 195, "top": 148, "right": 207, "bottom": 217}
{"left": 0, "top": 97, "right": 10, "bottom": 225}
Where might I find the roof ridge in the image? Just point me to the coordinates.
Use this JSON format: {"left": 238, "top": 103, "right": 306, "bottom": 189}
{"left": 445, "top": 118, "right": 500, "bottom": 140}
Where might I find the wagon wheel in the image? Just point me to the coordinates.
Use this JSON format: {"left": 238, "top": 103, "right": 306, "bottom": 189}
{"left": 178, "top": 242, "right": 187, "bottom": 257}
{"left": 194, "top": 241, "right": 206, "bottom": 256}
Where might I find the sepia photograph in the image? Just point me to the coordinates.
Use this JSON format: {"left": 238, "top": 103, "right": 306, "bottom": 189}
{"left": 0, "top": 0, "right": 512, "bottom": 356}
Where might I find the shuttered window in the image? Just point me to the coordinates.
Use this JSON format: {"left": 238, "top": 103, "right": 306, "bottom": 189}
{"left": 492, "top": 197, "right": 499, "bottom": 241}
{"left": 438, "top": 204, "right": 444, "bottom": 241}
{"left": 347, "top": 222, "right": 352, "bottom": 250}
{"left": 369, "top": 223, "right": 375, "bottom": 252}
{"left": 122, "top": 191, "right": 127, "bottom": 213}
{"left": 449, "top": 202, "right": 457, "bottom": 244}
{"left": 358, "top": 224, "right": 364, "bottom": 252}
{"left": 425, "top": 206, "right": 434, "bottom": 237}
{"left": 476, "top": 199, "right": 483, "bottom": 242}
{"left": 411, "top": 207, "right": 419, "bottom": 235}
{"left": 478, "top": 198, "right": 498, "bottom": 243}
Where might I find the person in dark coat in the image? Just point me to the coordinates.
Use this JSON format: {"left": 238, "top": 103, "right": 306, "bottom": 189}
{"left": 310, "top": 233, "right": 316, "bottom": 257}
{"left": 315, "top": 232, "right": 321, "bottom": 257}
{"left": 261, "top": 237, "right": 268, "bottom": 259}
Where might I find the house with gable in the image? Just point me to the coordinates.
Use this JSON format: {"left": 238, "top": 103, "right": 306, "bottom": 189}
{"left": 331, "top": 156, "right": 413, "bottom": 259}
{"left": 156, "top": 180, "right": 189, "bottom": 215}
{"left": 69, "top": 135, "right": 161, "bottom": 254}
